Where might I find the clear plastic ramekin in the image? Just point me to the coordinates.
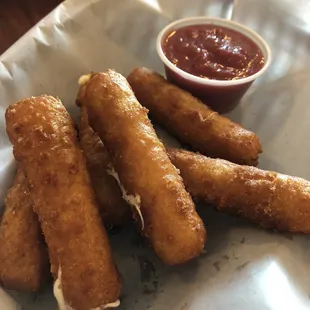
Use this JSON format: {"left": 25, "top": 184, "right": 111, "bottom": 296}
{"left": 157, "top": 16, "right": 271, "bottom": 113}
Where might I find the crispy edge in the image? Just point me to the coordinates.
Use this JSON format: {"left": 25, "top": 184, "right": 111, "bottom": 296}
{"left": 0, "top": 168, "right": 49, "bottom": 292}
{"left": 79, "top": 106, "right": 129, "bottom": 227}
{"left": 80, "top": 71, "right": 206, "bottom": 265}
{"left": 127, "top": 67, "right": 262, "bottom": 166}
{"left": 168, "top": 148, "right": 310, "bottom": 233}
{"left": 5, "top": 95, "right": 121, "bottom": 309}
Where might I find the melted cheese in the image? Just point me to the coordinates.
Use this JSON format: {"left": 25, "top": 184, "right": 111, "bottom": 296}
{"left": 101, "top": 300, "right": 121, "bottom": 309}
{"left": 78, "top": 74, "right": 92, "bottom": 85}
{"left": 53, "top": 267, "right": 120, "bottom": 310}
{"left": 53, "top": 268, "right": 74, "bottom": 310}
{"left": 107, "top": 165, "right": 144, "bottom": 230}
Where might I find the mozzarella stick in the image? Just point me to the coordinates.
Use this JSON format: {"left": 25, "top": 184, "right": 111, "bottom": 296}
{"left": 127, "top": 67, "right": 262, "bottom": 166}
{"left": 0, "top": 168, "right": 49, "bottom": 292}
{"left": 79, "top": 107, "right": 129, "bottom": 227}
{"left": 78, "top": 70, "right": 206, "bottom": 265}
{"left": 5, "top": 96, "right": 121, "bottom": 310}
{"left": 168, "top": 148, "right": 310, "bottom": 233}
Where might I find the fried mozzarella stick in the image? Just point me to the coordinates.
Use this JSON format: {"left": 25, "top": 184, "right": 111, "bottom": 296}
{"left": 127, "top": 67, "right": 262, "bottom": 166}
{"left": 6, "top": 96, "right": 121, "bottom": 310}
{"left": 0, "top": 168, "right": 49, "bottom": 292}
{"left": 168, "top": 148, "right": 310, "bottom": 233}
{"left": 79, "top": 107, "right": 129, "bottom": 227}
{"left": 79, "top": 70, "right": 206, "bottom": 265}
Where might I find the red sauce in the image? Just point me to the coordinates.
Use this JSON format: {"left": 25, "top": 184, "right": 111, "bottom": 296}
{"left": 162, "top": 24, "right": 265, "bottom": 81}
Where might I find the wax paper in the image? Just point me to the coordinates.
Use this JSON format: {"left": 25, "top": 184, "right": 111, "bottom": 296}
{"left": 1, "top": 0, "right": 310, "bottom": 309}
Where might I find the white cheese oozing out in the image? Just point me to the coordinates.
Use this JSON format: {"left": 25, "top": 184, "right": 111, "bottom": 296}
{"left": 107, "top": 165, "right": 145, "bottom": 230}
{"left": 53, "top": 267, "right": 74, "bottom": 310}
{"left": 101, "top": 300, "right": 121, "bottom": 309}
{"left": 53, "top": 267, "right": 120, "bottom": 310}
{"left": 198, "top": 111, "right": 217, "bottom": 122}
{"left": 78, "top": 74, "right": 92, "bottom": 86}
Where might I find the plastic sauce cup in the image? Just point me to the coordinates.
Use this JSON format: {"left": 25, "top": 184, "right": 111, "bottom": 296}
{"left": 156, "top": 17, "right": 271, "bottom": 113}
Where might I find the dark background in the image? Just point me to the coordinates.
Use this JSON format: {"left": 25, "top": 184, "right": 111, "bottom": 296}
{"left": 0, "top": 0, "right": 62, "bottom": 54}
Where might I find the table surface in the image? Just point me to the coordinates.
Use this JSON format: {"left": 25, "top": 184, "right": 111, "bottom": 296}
{"left": 0, "top": 0, "right": 62, "bottom": 55}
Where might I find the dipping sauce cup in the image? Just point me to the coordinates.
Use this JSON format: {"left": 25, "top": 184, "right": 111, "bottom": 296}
{"left": 156, "top": 17, "right": 271, "bottom": 113}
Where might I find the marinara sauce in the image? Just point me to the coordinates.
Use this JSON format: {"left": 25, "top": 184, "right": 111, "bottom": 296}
{"left": 162, "top": 24, "right": 264, "bottom": 81}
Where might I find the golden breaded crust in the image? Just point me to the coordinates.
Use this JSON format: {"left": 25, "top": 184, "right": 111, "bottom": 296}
{"left": 0, "top": 168, "right": 49, "bottom": 292}
{"left": 79, "top": 70, "right": 206, "bottom": 265}
{"left": 168, "top": 148, "right": 310, "bottom": 233}
{"left": 5, "top": 95, "right": 121, "bottom": 310}
{"left": 79, "top": 107, "right": 129, "bottom": 227}
{"left": 127, "top": 67, "right": 262, "bottom": 166}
